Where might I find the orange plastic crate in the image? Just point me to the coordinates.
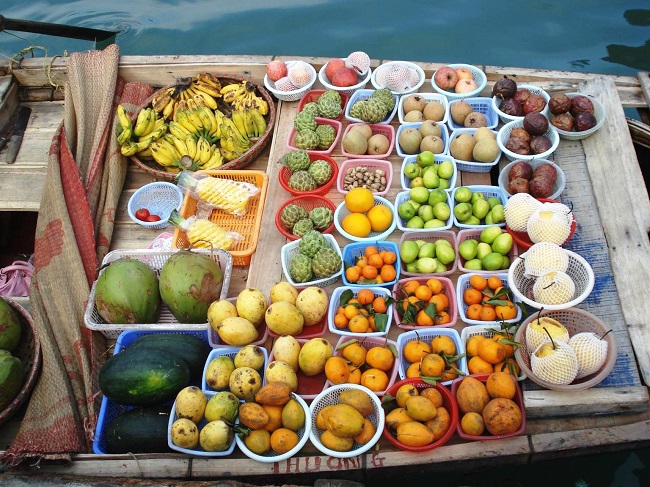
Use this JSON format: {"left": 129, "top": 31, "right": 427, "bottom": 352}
{"left": 172, "top": 170, "right": 269, "bottom": 266}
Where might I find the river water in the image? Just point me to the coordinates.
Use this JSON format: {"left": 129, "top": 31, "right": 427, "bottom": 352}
{"left": 0, "top": 1, "right": 649, "bottom": 486}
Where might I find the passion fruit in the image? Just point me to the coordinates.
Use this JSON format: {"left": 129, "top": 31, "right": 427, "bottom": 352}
{"left": 523, "top": 112, "right": 549, "bottom": 136}
{"left": 492, "top": 77, "right": 517, "bottom": 99}
{"left": 574, "top": 112, "right": 598, "bottom": 132}
{"left": 570, "top": 95, "right": 595, "bottom": 116}
{"left": 548, "top": 93, "right": 572, "bottom": 115}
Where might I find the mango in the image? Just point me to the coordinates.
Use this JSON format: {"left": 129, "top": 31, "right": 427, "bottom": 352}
{"left": 338, "top": 388, "right": 374, "bottom": 417}
{"left": 405, "top": 395, "right": 438, "bottom": 422}
{"left": 271, "top": 335, "right": 301, "bottom": 371}
{"left": 320, "top": 429, "right": 354, "bottom": 452}
{"left": 456, "top": 376, "right": 490, "bottom": 415}
{"left": 264, "top": 361, "right": 298, "bottom": 391}
{"left": 238, "top": 401, "right": 270, "bottom": 430}
{"left": 236, "top": 288, "right": 267, "bottom": 326}
{"left": 265, "top": 301, "right": 304, "bottom": 336}
{"left": 216, "top": 316, "right": 259, "bottom": 346}
{"left": 295, "top": 287, "right": 328, "bottom": 326}
{"left": 385, "top": 407, "right": 416, "bottom": 431}
{"left": 199, "top": 419, "right": 233, "bottom": 452}
{"left": 254, "top": 381, "right": 292, "bottom": 406}
{"left": 204, "top": 355, "right": 235, "bottom": 390}
{"left": 324, "top": 404, "right": 365, "bottom": 438}
{"left": 228, "top": 366, "right": 262, "bottom": 401}
{"left": 298, "top": 337, "right": 333, "bottom": 376}
{"left": 396, "top": 421, "right": 434, "bottom": 447}
{"left": 207, "top": 299, "right": 238, "bottom": 332}
{"left": 281, "top": 398, "right": 306, "bottom": 432}
{"left": 174, "top": 386, "right": 207, "bottom": 423}
{"left": 170, "top": 418, "right": 199, "bottom": 449}
{"left": 269, "top": 282, "right": 299, "bottom": 305}
{"left": 234, "top": 344, "right": 266, "bottom": 371}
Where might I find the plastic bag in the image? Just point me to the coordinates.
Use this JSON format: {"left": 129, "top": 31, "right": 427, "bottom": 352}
{"left": 0, "top": 260, "right": 34, "bottom": 297}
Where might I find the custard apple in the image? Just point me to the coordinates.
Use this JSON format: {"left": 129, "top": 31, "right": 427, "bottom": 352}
{"left": 292, "top": 218, "right": 314, "bottom": 237}
{"left": 289, "top": 253, "right": 313, "bottom": 283}
{"left": 349, "top": 99, "right": 368, "bottom": 120}
{"left": 294, "top": 111, "right": 317, "bottom": 133}
{"left": 301, "top": 102, "right": 321, "bottom": 118}
{"left": 317, "top": 97, "right": 342, "bottom": 119}
{"left": 315, "top": 124, "right": 336, "bottom": 150}
{"left": 298, "top": 230, "right": 327, "bottom": 258}
{"left": 360, "top": 97, "right": 389, "bottom": 123}
{"left": 288, "top": 170, "right": 318, "bottom": 191}
{"left": 319, "top": 90, "right": 342, "bottom": 106}
{"left": 312, "top": 247, "right": 342, "bottom": 278}
{"left": 295, "top": 129, "right": 320, "bottom": 150}
{"left": 307, "top": 158, "right": 333, "bottom": 185}
{"left": 309, "top": 206, "right": 334, "bottom": 230}
{"left": 371, "top": 88, "right": 396, "bottom": 112}
{"left": 280, "top": 204, "right": 309, "bottom": 229}
{"left": 281, "top": 149, "right": 311, "bottom": 172}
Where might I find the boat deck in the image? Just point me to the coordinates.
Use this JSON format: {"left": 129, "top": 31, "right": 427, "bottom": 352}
{"left": 0, "top": 56, "right": 649, "bottom": 483}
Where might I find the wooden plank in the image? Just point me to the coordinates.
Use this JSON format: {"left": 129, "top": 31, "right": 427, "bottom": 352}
{"left": 579, "top": 77, "right": 650, "bottom": 384}
{"left": 32, "top": 455, "right": 192, "bottom": 478}
{"left": 638, "top": 71, "right": 650, "bottom": 106}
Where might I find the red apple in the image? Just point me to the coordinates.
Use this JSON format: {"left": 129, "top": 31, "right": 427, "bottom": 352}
{"left": 455, "top": 67, "right": 473, "bottom": 81}
{"left": 331, "top": 67, "right": 358, "bottom": 87}
{"left": 266, "top": 61, "right": 288, "bottom": 82}
{"left": 325, "top": 58, "right": 347, "bottom": 81}
{"left": 434, "top": 66, "right": 459, "bottom": 91}
{"left": 455, "top": 78, "right": 479, "bottom": 94}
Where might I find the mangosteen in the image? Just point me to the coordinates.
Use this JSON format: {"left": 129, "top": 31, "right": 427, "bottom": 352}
{"left": 492, "top": 77, "right": 517, "bottom": 99}
{"left": 508, "top": 160, "right": 534, "bottom": 182}
{"left": 548, "top": 93, "right": 572, "bottom": 115}
{"left": 500, "top": 98, "right": 524, "bottom": 117}
{"left": 570, "top": 95, "right": 595, "bottom": 116}
{"left": 523, "top": 95, "right": 547, "bottom": 115}
{"left": 505, "top": 137, "right": 530, "bottom": 155}
{"left": 513, "top": 88, "right": 532, "bottom": 107}
{"left": 529, "top": 177, "right": 554, "bottom": 198}
{"left": 508, "top": 177, "right": 530, "bottom": 195}
{"left": 530, "top": 135, "right": 553, "bottom": 154}
{"left": 532, "top": 163, "right": 558, "bottom": 184}
{"left": 551, "top": 112, "right": 574, "bottom": 132}
{"left": 574, "top": 112, "right": 598, "bottom": 131}
{"left": 510, "top": 127, "right": 532, "bottom": 145}
{"left": 523, "top": 112, "right": 549, "bottom": 136}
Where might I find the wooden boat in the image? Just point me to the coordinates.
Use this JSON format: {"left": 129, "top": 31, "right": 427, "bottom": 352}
{"left": 0, "top": 54, "right": 649, "bottom": 484}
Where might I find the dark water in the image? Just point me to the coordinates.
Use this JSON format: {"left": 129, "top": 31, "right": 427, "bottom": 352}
{"left": 1, "top": 1, "right": 649, "bottom": 486}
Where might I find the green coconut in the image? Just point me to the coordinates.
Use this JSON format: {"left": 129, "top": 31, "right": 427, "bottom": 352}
{"left": 0, "top": 297, "right": 22, "bottom": 353}
{"left": 0, "top": 350, "right": 23, "bottom": 410}
{"left": 94, "top": 258, "right": 161, "bottom": 324}
{"left": 158, "top": 250, "right": 223, "bottom": 324}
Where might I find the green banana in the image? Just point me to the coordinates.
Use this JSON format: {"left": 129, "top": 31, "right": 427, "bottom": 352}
{"left": 117, "top": 126, "right": 133, "bottom": 146}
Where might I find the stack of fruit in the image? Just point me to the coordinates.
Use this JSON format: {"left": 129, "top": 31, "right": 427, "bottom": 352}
{"left": 452, "top": 186, "right": 505, "bottom": 227}
{"left": 265, "top": 284, "right": 329, "bottom": 337}
{"left": 207, "top": 288, "right": 268, "bottom": 347}
{"left": 504, "top": 193, "right": 574, "bottom": 246}
{"left": 491, "top": 77, "right": 549, "bottom": 120}
{"left": 393, "top": 278, "right": 454, "bottom": 328}
{"left": 464, "top": 322, "right": 521, "bottom": 376}
{"left": 298, "top": 90, "right": 345, "bottom": 119}
{"left": 399, "top": 236, "right": 456, "bottom": 275}
{"left": 396, "top": 121, "right": 448, "bottom": 156}
{"left": 457, "top": 225, "right": 514, "bottom": 272}
{"left": 399, "top": 93, "right": 447, "bottom": 123}
{"left": 290, "top": 111, "right": 339, "bottom": 152}
{"left": 401, "top": 150, "right": 455, "bottom": 190}
{"left": 398, "top": 330, "right": 465, "bottom": 384}
{"left": 280, "top": 149, "right": 336, "bottom": 195}
{"left": 459, "top": 274, "right": 519, "bottom": 326}
{"left": 277, "top": 199, "right": 335, "bottom": 238}
{"left": 343, "top": 243, "right": 399, "bottom": 287}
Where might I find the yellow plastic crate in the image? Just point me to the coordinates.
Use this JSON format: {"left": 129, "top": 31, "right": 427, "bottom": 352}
{"left": 172, "top": 170, "right": 269, "bottom": 266}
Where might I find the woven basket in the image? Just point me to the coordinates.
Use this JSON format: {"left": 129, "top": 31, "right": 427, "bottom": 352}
{"left": 130, "top": 74, "right": 276, "bottom": 180}
{"left": 0, "top": 298, "right": 42, "bottom": 426}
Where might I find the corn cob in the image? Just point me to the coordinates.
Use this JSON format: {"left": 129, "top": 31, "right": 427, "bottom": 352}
{"left": 168, "top": 210, "right": 239, "bottom": 250}
{"left": 177, "top": 171, "right": 259, "bottom": 216}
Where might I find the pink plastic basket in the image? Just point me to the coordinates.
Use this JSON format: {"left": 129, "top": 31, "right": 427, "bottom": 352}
{"left": 391, "top": 275, "right": 458, "bottom": 330}
{"left": 337, "top": 158, "right": 393, "bottom": 197}
{"left": 286, "top": 117, "right": 343, "bottom": 155}
{"left": 398, "top": 230, "right": 458, "bottom": 277}
{"left": 339, "top": 123, "right": 395, "bottom": 159}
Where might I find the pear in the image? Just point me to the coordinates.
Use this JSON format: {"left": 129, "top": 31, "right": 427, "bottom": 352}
{"left": 449, "top": 132, "right": 475, "bottom": 161}
{"left": 530, "top": 339, "right": 579, "bottom": 385}
{"left": 472, "top": 137, "right": 500, "bottom": 162}
{"left": 464, "top": 112, "right": 488, "bottom": 128}
{"left": 523, "top": 242, "right": 569, "bottom": 277}
{"left": 367, "top": 133, "right": 390, "bottom": 155}
{"left": 423, "top": 101, "right": 445, "bottom": 122}
{"left": 418, "top": 120, "right": 442, "bottom": 138}
{"left": 473, "top": 126, "right": 496, "bottom": 142}
{"left": 343, "top": 128, "right": 368, "bottom": 155}
{"left": 450, "top": 100, "right": 473, "bottom": 125}
{"left": 398, "top": 127, "right": 423, "bottom": 155}
{"left": 404, "top": 110, "right": 425, "bottom": 122}
{"left": 526, "top": 316, "right": 570, "bottom": 351}
{"left": 403, "top": 94, "right": 427, "bottom": 113}
{"left": 420, "top": 135, "right": 444, "bottom": 154}
{"left": 532, "top": 270, "right": 575, "bottom": 305}
{"left": 569, "top": 332, "right": 609, "bottom": 379}
{"left": 351, "top": 124, "right": 373, "bottom": 140}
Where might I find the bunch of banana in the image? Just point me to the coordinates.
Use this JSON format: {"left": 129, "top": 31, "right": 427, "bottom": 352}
{"left": 220, "top": 80, "right": 269, "bottom": 115}
{"left": 231, "top": 108, "right": 268, "bottom": 139}
{"left": 219, "top": 116, "right": 250, "bottom": 161}
{"left": 116, "top": 104, "right": 134, "bottom": 145}
{"left": 149, "top": 135, "right": 183, "bottom": 171}
{"left": 150, "top": 72, "right": 223, "bottom": 120}
{"left": 174, "top": 102, "right": 223, "bottom": 143}
{"left": 117, "top": 105, "right": 169, "bottom": 157}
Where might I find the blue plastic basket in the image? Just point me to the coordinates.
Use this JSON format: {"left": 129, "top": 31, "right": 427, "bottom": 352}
{"left": 344, "top": 89, "right": 399, "bottom": 125}
{"left": 447, "top": 97, "right": 498, "bottom": 131}
{"left": 398, "top": 92, "right": 449, "bottom": 124}
{"left": 341, "top": 240, "right": 401, "bottom": 288}
{"left": 451, "top": 185, "right": 508, "bottom": 229}
{"left": 394, "top": 189, "right": 453, "bottom": 232}
{"left": 399, "top": 153, "right": 457, "bottom": 191}
{"left": 201, "top": 345, "right": 269, "bottom": 392}
{"left": 395, "top": 122, "right": 450, "bottom": 158}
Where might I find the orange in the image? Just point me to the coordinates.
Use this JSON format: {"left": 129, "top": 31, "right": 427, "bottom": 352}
{"left": 380, "top": 264, "right": 396, "bottom": 283}
{"left": 415, "top": 284, "right": 433, "bottom": 302}
{"left": 460, "top": 411, "right": 485, "bottom": 436}
{"left": 367, "top": 253, "right": 384, "bottom": 269}
{"left": 440, "top": 367, "right": 458, "bottom": 382}
{"left": 357, "top": 288, "right": 375, "bottom": 305}
{"left": 401, "top": 280, "right": 420, "bottom": 297}
{"left": 487, "top": 275, "right": 504, "bottom": 291}
{"left": 341, "top": 212, "right": 372, "bottom": 238}
{"left": 341, "top": 341, "right": 367, "bottom": 366}
{"left": 481, "top": 295, "right": 495, "bottom": 308}
{"left": 356, "top": 256, "right": 368, "bottom": 268}
{"left": 402, "top": 295, "right": 420, "bottom": 312}
{"left": 426, "top": 278, "right": 443, "bottom": 295}
{"left": 468, "top": 355, "right": 494, "bottom": 375}
{"left": 361, "top": 265, "right": 378, "bottom": 280}
{"left": 382, "top": 251, "right": 397, "bottom": 265}
{"left": 367, "top": 204, "right": 393, "bottom": 232}
{"left": 372, "top": 296, "right": 388, "bottom": 313}
{"left": 469, "top": 275, "right": 488, "bottom": 291}
{"left": 492, "top": 332, "right": 516, "bottom": 357}
{"left": 344, "top": 304, "right": 360, "bottom": 320}
{"left": 466, "top": 303, "right": 483, "bottom": 321}
{"left": 434, "top": 310, "right": 452, "bottom": 326}
{"left": 347, "top": 364, "right": 362, "bottom": 384}
{"left": 403, "top": 339, "right": 432, "bottom": 364}
{"left": 405, "top": 361, "right": 421, "bottom": 378}
{"left": 345, "top": 266, "right": 361, "bottom": 283}
{"left": 416, "top": 309, "right": 435, "bottom": 327}
{"left": 430, "top": 335, "right": 457, "bottom": 356}
{"left": 348, "top": 314, "right": 371, "bottom": 333}
{"left": 428, "top": 293, "right": 449, "bottom": 313}
{"left": 360, "top": 368, "right": 389, "bottom": 392}
{"left": 270, "top": 428, "right": 299, "bottom": 455}
{"left": 262, "top": 404, "right": 284, "bottom": 433}
{"left": 486, "top": 371, "right": 517, "bottom": 400}
{"left": 463, "top": 288, "right": 483, "bottom": 306}
{"left": 479, "top": 306, "right": 497, "bottom": 322}
{"left": 365, "top": 346, "right": 395, "bottom": 372}
{"left": 365, "top": 245, "right": 379, "bottom": 257}
{"left": 324, "top": 356, "right": 351, "bottom": 384}
{"left": 344, "top": 187, "right": 374, "bottom": 213}
{"left": 465, "top": 335, "right": 486, "bottom": 357}
{"left": 419, "top": 353, "right": 446, "bottom": 377}
{"left": 367, "top": 314, "right": 377, "bottom": 331}
{"left": 333, "top": 313, "right": 349, "bottom": 329}
{"left": 495, "top": 302, "right": 517, "bottom": 320}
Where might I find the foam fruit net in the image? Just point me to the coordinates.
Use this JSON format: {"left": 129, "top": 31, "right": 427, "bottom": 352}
{"left": 569, "top": 332, "right": 609, "bottom": 379}
{"left": 530, "top": 340, "right": 579, "bottom": 385}
{"left": 504, "top": 193, "right": 542, "bottom": 232}
{"left": 525, "top": 319, "right": 570, "bottom": 352}
{"left": 375, "top": 63, "right": 420, "bottom": 91}
{"left": 532, "top": 270, "right": 576, "bottom": 305}
{"left": 527, "top": 204, "right": 572, "bottom": 245}
{"left": 523, "top": 242, "right": 569, "bottom": 277}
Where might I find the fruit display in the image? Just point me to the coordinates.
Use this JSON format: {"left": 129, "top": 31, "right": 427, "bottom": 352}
{"left": 336, "top": 187, "right": 395, "bottom": 240}
{"left": 396, "top": 121, "right": 447, "bottom": 156}
{"left": 347, "top": 89, "right": 397, "bottom": 124}
{"left": 504, "top": 194, "right": 574, "bottom": 245}
{"left": 459, "top": 274, "right": 519, "bottom": 326}
{"left": 202, "top": 345, "right": 266, "bottom": 394}
{"left": 284, "top": 232, "right": 343, "bottom": 284}
{"left": 452, "top": 186, "right": 505, "bottom": 227}
{"left": 452, "top": 373, "right": 524, "bottom": 439}
{"left": 549, "top": 93, "right": 599, "bottom": 133}
{"left": 393, "top": 277, "right": 454, "bottom": 328}
{"left": 449, "top": 128, "right": 500, "bottom": 165}
{"left": 372, "top": 61, "right": 424, "bottom": 94}
{"left": 341, "top": 123, "right": 394, "bottom": 157}
{"left": 396, "top": 187, "right": 452, "bottom": 231}
{"left": 457, "top": 226, "right": 514, "bottom": 272}
{"left": 399, "top": 94, "right": 447, "bottom": 123}
{"left": 168, "top": 210, "right": 240, "bottom": 250}
{"left": 267, "top": 285, "right": 329, "bottom": 336}
{"left": 177, "top": 170, "right": 260, "bottom": 216}
{"left": 280, "top": 150, "right": 336, "bottom": 194}
{"left": 116, "top": 73, "right": 271, "bottom": 171}
{"left": 492, "top": 78, "right": 549, "bottom": 119}
{"left": 463, "top": 323, "right": 521, "bottom": 377}
{"left": 399, "top": 236, "right": 456, "bottom": 275}
{"left": 329, "top": 286, "right": 393, "bottom": 335}
{"left": 298, "top": 90, "right": 345, "bottom": 120}
{"left": 397, "top": 329, "right": 465, "bottom": 384}
{"left": 401, "top": 151, "right": 455, "bottom": 190}
{"left": 432, "top": 64, "right": 482, "bottom": 95}
{"left": 290, "top": 111, "right": 340, "bottom": 152}
{"left": 342, "top": 243, "right": 399, "bottom": 286}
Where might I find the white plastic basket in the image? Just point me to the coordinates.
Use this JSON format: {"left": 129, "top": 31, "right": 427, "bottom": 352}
{"left": 127, "top": 182, "right": 184, "bottom": 230}
{"left": 344, "top": 89, "right": 399, "bottom": 125}
{"left": 327, "top": 285, "right": 393, "bottom": 337}
{"left": 399, "top": 153, "right": 457, "bottom": 191}
{"left": 431, "top": 63, "right": 488, "bottom": 101}
{"left": 333, "top": 195, "right": 397, "bottom": 242}
{"left": 318, "top": 59, "right": 372, "bottom": 97}
{"left": 395, "top": 122, "right": 450, "bottom": 158}
{"left": 394, "top": 189, "right": 453, "bottom": 232}
{"left": 280, "top": 233, "right": 343, "bottom": 288}
{"left": 235, "top": 394, "right": 312, "bottom": 463}
{"left": 264, "top": 62, "right": 317, "bottom": 102}
{"left": 497, "top": 119, "right": 560, "bottom": 162}
{"left": 456, "top": 273, "right": 523, "bottom": 325}
{"left": 309, "top": 384, "right": 385, "bottom": 458}
{"left": 201, "top": 346, "right": 268, "bottom": 392}
{"left": 398, "top": 92, "right": 449, "bottom": 125}
{"left": 491, "top": 84, "right": 551, "bottom": 124}
{"left": 370, "top": 61, "right": 426, "bottom": 95}
{"left": 84, "top": 248, "right": 232, "bottom": 338}
{"left": 447, "top": 97, "right": 499, "bottom": 131}
{"left": 552, "top": 92, "right": 606, "bottom": 141}
{"left": 448, "top": 128, "right": 501, "bottom": 173}
{"left": 508, "top": 249, "right": 595, "bottom": 310}
{"left": 451, "top": 185, "right": 508, "bottom": 229}
{"left": 460, "top": 323, "right": 526, "bottom": 381}
{"left": 498, "top": 159, "right": 566, "bottom": 199}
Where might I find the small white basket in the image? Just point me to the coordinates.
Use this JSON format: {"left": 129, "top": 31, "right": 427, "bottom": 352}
{"left": 507, "top": 249, "right": 595, "bottom": 311}
{"left": 84, "top": 248, "right": 232, "bottom": 339}
{"left": 400, "top": 153, "right": 457, "bottom": 191}
{"left": 398, "top": 92, "right": 449, "bottom": 125}
{"left": 333, "top": 195, "right": 397, "bottom": 242}
{"left": 498, "top": 159, "right": 566, "bottom": 199}
{"left": 431, "top": 63, "right": 488, "bottom": 101}
{"left": 235, "top": 394, "right": 312, "bottom": 463}
{"left": 318, "top": 60, "right": 371, "bottom": 97}
{"left": 497, "top": 119, "right": 560, "bottom": 162}
{"left": 552, "top": 92, "right": 606, "bottom": 141}
{"left": 491, "top": 84, "right": 551, "bottom": 124}
{"left": 395, "top": 122, "right": 450, "bottom": 158}
{"left": 280, "top": 233, "right": 343, "bottom": 288}
{"left": 309, "top": 384, "right": 385, "bottom": 458}
{"left": 447, "top": 97, "right": 499, "bottom": 131}
{"left": 460, "top": 324, "right": 526, "bottom": 381}
{"left": 370, "top": 61, "right": 426, "bottom": 95}
{"left": 456, "top": 273, "right": 522, "bottom": 325}
{"left": 201, "top": 346, "right": 268, "bottom": 392}
{"left": 127, "top": 182, "right": 184, "bottom": 230}
{"left": 327, "top": 285, "right": 393, "bottom": 337}
{"left": 263, "top": 62, "right": 317, "bottom": 102}
{"left": 344, "top": 89, "right": 399, "bottom": 125}
{"left": 448, "top": 128, "right": 501, "bottom": 173}
{"left": 394, "top": 189, "right": 453, "bottom": 232}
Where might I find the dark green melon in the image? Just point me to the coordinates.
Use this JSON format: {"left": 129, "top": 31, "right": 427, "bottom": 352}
{"left": 104, "top": 406, "right": 172, "bottom": 454}
{"left": 0, "top": 298, "right": 21, "bottom": 352}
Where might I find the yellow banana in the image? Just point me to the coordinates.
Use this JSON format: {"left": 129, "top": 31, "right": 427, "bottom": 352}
{"left": 143, "top": 110, "right": 159, "bottom": 137}
{"left": 139, "top": 122, "right": 167, "bottom": 143}
{"left": 117, "top": 126, "right": 132, "bottom": 146}
{"left": 223, "top": 117, "right": 249, "bottom": 148}
{"left": 220, "top": 134, "right": 234, "bottom": 153}
{"left": 231, "top": 110, "right": 248, "bottom": 138}
{"left": 152, "top": 89, "right": 173, "bottom": 113}
{"left": 220, "top": 82, "right": 243, "bottom": 94}
{"left": 201, "top": 146, "right": 224, "bottom": 169}
{"left": 120, "top": 141, "right": 139, "bottom": 156}
{"left": 137, "top": 146, "right": 153, "bottom": 159}
{"left": 195, "top": 106, "right": 215, "bottom": 135}
{"left": 185, "top": 135, "right": 197, "bottom": 160}
{"left": 169, "top": 135, "right": 189, "bottom": 158}
{"left": 133, "top": 108, "right": 153, "bottom": 137}
{"left": 168, "top": 120, "right": 193, "bottom": 140}
{"left": 116, "top": 104, "right": 133, "bottom": 132}
{"left": 192, "top": 80, "right": 222, "bottom": 99}
{"left": 249, "top": 108, "right": 267, "bottom": 136}
{"left": 150, "top": 139, "right": 181, "bottom": 167}
{"left": 176, "top": 110, "right": 201, "bottom": 135}
{"left": 243, "top": 109, "right": 257, "bottom": 137}
{"left": 220, "top": 147, "right": 243, "bottom": 162}
{"left": 162, "top": 98, "right": 175, "bottom": 120}
{"left": 196, "top": 136, "right": 213, "bottom": 165}
{"left": 210, "top": 110, "right": 226, "bottom": 139}
{"left": 195, "top": 73, "right": 222, "bottom": 89}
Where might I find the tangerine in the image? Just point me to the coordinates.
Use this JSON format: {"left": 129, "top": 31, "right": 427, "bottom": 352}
{"left": 405, "top": 361, "right": 421, "bottom": 378}
{"left": 403, "top": 339, "right": 432, "bottom": 363}
{"left": 365, "top": 245, "right": 379, "bottom": 257}
{"left": 341, "top": 212, "right": 372, "bottom": 238}
{"left": 357, "top": 288, "right": 375, "bottom": 305}
{"left": 345, "top": 187, "right": 375, "bottom": 213}
{"left": 360, "top": 368, "right": 389, "bottom": 392}
{"left": 361, "top": 265, "right": 378, "bottom": 280}
{"left": 463, "top": 288, "right": 483, "bottom": 306}
{"left": 365, "top": 346, "right": 395, "bottom": 372}
{"left": 426, "top": 278, "right": 443, "bottom": 295}
{"left": 495, "top": 302, "right": 518, "bottom": 320}
{"left": 345, "top": 266, "right": 361, "bottom": 283}
{"left": 469, "top": 275, "right": 488, "bottom": 291}
{"left": 380, "top": 264, "right": 397, "bottom": 283}
{"left": 487, "top": 275, "right": 504, "bottom": 290}
{"left": 348, "top": 314, "right": 371, "bottom": 333}
{"left": 416, "top": 309, "right": 435, "bottom": 327}
{"left": 434, "top": 310, "right": 452, "bottom": 326}
{"left": 468, "top": 355, "right": 494, "bottom": 375}
{"left": 270, "top": 428, "right": 299, "bottom": 455}
{"left": 341, "top": 342, "right": 367, "bottom": 366}
{"left": 428, "top": 293, "right": 449, "bottom": 313}
{"left": 465, "top": 335, "right": 486, "bottom": 357}
{"left": 372, "top": 296, "right": 388, "bottom": 313}
{"left": 430, "top": 335, "right": 457, "bottom": 356}
{"left": 479, "top": 306, "right": 497, "bottom": 322}
{"left": 415, "top": 284, "right": 433, "bottom": 302}
{"left": 333, "top": 313, "right": 349, "bottom": 329}
{"left": 466, "top": 303, "right": 483, "bottom": 321}
{"left": 344, "top": 304, "right": 360, "bottom": 320}
{"left": 347, "top": 364, "right": 362, "bottom": 384}
{"left": 382, "top": 251, "right": 397, "bottom": 265}
{"left": 420, "top": 353, "right": 446, "bottom": 377}
{"left": 367, "top": 253, "right": 384, "bottom": 269}
{"left": 401, "top": 280, "right": 420, "bottom": 297}
{"left": 367, "top": 204, "right": 393, "bottom": 232}
{"left": 324, "top": 356, "right": 351, "bottom": 385}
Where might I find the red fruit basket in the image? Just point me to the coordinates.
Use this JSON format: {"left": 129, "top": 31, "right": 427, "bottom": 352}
{"left": 505, "top": 197, "right": 577, "bottom": 251}
{"left": 297, "top": 90, "right": 350, "bottom": 121}
{"left": 278, "top": 153, "right": 339, "bottom": 197}
{"left": 275, "top": 195, "right": 337, "bottom": 241}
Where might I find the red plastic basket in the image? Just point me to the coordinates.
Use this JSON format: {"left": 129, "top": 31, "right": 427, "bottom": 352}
{"left": 274, "top": 195, "right": 337, "bottom": 241}
{"left": 382, "top": 378, "right": 459, "bottom": 452}
{"left": 286, "top": 117, "right": 343, "bottom": 156}
{"left": 297, "top": 90, "right": 350, "bottom": 121}
{"left": 278, "top": 153, "right": 339, "bottom": 197}
{"left": 505, "top": 198, "right": 577, "bottom": 251}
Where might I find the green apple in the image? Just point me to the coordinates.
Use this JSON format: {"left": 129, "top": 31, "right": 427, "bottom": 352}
{"left": 464, "top": 215, "right": 481, "bottom": 225}
{"left": 471, "top": 191, "right": 486, "bottom": 204}
{"left": 438, "top": 178, "right": 450, "bottom": 190}
{"left": 416, "top": 257, "right": 438, "bottom": 274}
{"left": 479, "top": 225, "right": 503, "bottom": 244}
{"left": 424, "top": 218, "right": 446, "bottom": 228}
{"left": 453, "top": 202, "right": 472, "bottom": 222}
{"left": 406, "top": 216, "right": 425, "bottom": 229}
{"left": 422, "top": 170, "right": 440, "bottom": 189}
{"left": 482, "top": 252, "right": 505, "bottom": 271}
{"left": 410, "top": 186, "right": 430, "bottom": 204}
{"left": 400, "top": 240, "right": 419, "bottom": 264}
{"left": 458, "top": 239, "right": 478, "bottom": 260}
{"left": 414, "top": 239, "right": 427, "bottom": 248}
{"left": 435, "top": 244, "right": 456, "bottom": 265}
{"left": 418, "top": 204, "right": 435, "bottom": 222}
{"left": 476, "top": 242, "right": 493, "bottom": 260}
{"left": 432, "top": 201, "right": 450, "bottom": 221}
{"left": 464, "top": 258, "right": 483, "bottom": 270}
{"left": 487, "top": 196, "right": 501, "bottom": 209}
{"left": 501, "top": 255, "right": 510, "bottom": 268}
{"left": 472, "top": 198, "right": 490, "bottom": 220}
{"left": 417, "top": 150, "right": 435, "bottom": 167}
{"left": 422, "top": 164, "right": 438, "bottom": 176}
{"left": 492, "top": 232, "right": 514, "bottom": 255}
{"left": 490, "top": 204, "right": 505, "bottom": 223}
{"left": 406, "top": 261, "right": 419, "bottom": 273}
{"left": 404, "top": 162, "right": 420, "bottom": 180}
{"left": 428, "top": 188, "right": 448, "bottom": 206}
{"left": 418, "top": 242, "right": 436, "bottom": 259}
{"left": 410, "top": 176, "right": 425, "bottom": 188}
{"left": 407, "top": 199, "right": 421, "bottom": 213}
{"left": 484, "top": 212, "right": 494, "bottom": 225}
{"left": 454, "top": 186, "right": 472, "bottom": 203}
{"left": 437, "top": 160, "right": 454, "bottom": 180}
{"left": 398, "top": 201, "right": 416, "bottom": 220}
